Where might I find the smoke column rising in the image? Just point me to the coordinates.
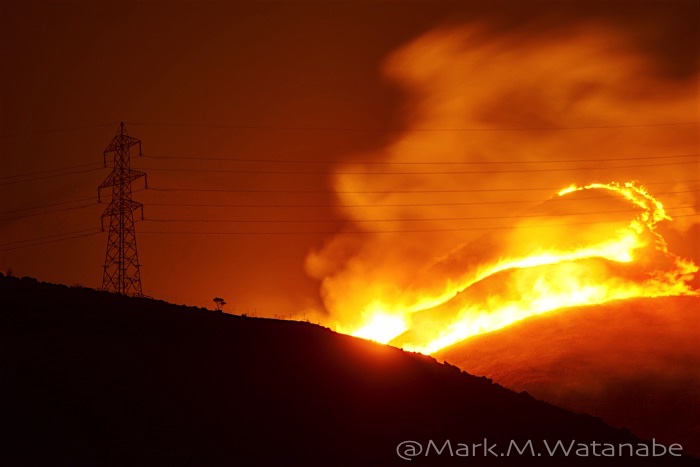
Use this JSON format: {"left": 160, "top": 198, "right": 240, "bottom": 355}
{"left": 305, "top": 22, "right": 699, "bottom": 338}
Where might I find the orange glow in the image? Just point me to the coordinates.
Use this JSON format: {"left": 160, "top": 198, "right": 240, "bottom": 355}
{"left": 345, "top": 309, "right": 408, "bottom": 343}
{"left": 344, "top": 181, "right": 698, "bottom": 353}
{"left": 305, "top": 23, "right": 698, "bottom": 354}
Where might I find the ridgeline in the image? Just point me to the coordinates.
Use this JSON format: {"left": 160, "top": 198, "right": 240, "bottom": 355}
{"left": 1, "top": 274, "right": 695, "bottom": 466}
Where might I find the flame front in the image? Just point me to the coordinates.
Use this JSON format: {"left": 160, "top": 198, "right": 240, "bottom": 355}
{"left": 342, "top": 181, "right": 697, "bottom": 353}
{"left": 346, "top": 309, "right": 408, "bottom": 343}
{"left": 305, "top": 21, "right": 699, "bottom": 354}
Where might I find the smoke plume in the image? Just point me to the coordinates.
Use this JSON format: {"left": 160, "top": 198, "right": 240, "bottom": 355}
{"left": 305, "top": 21, "right": 699, "bottom": 337}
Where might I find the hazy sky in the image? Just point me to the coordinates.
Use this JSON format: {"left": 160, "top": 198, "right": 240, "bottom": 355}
{"left": 1, "top": 0, "right": 697, "bottom": 318}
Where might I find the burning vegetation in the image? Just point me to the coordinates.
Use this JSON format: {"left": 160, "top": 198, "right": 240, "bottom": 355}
{"left": 305, "top": 22, "right": 699, "bottom": 352}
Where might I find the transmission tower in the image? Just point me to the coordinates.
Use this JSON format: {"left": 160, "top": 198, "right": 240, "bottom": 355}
{"left": 98, "top": 122, "right": 147, "bottom": 296}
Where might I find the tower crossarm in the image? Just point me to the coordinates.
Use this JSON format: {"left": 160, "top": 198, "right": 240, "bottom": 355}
{"left": 98, "top": 169, "right": 147, "bottom": 202}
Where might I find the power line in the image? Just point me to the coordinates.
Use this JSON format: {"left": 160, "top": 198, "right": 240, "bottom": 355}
{"left": 142, "top": 204, "right": 697, "bottom": 224}
{"left": 0, "top": 167, "right": 104, "bottom": 186}
{"left": 3, "top": 211, "right": 696, "bottom": 252}
{"left": 0, "top": 162, "right": 103, "bottom": 180}
{"left": 149, "top": 187, "right": 555, "bottom": 194}
{"left": 0, "top": 196, "right": 97, "bottom": 214}
{"left": 0, "top": 203, "right": 97, "bottom": 221}
{"left": 142, "top": 152, "right": 700, "bottom": 165}
{"left": 0, "top": 228, "right": 101, "bottom": 248}
{"left": 1, "top": 159, "right": 695, "bottom": 186}
{"left": 0, "top": 188, "right": 137, "bottom": 214}
{"left": 3, "top": 188, "right": 694, "bottom": 218}
{"left": 149, "top": 180, "right": 700, "bottom": 194}
{"left": 134, "top": 212, "right": 700, "bottom": 236}
{"left": 1, "top": 152, "right": 695, "bottom": 186}
{"left": 126, "top": 120, "right": 699, "bottom": 132}
{"left": 0, "top": 231, "right": 102, "bottom": 252}
{"left": 140, "top": 188, "right": 700, "bottom": 209}
{"left": 134, "top": 158, "right": 699, "bottom": 175}
{"left": 4, "top": 190, "right": 693, "bottom": 221}
{"left": 2, "top": 119, "right": 692, "bottom": 139}
{"left": 0, "top": 123, "right": 119, "bottom": 138}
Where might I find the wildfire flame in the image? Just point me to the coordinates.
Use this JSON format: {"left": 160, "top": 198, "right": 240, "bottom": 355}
{"left": 347, "top": 310, "right": 408, "bottom": 344}
{"left": 306, "top": 22, "right": 699, "bottom": 356}
{"left": 346, "top": 181, "right": 698, "bottom": 353}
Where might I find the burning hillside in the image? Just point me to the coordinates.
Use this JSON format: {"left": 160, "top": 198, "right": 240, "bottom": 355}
{"left": 391, "top": 182, "right": 698, "bottom": 354}
{"left": 306, "top": 22, "right": 698, "bottom": 350}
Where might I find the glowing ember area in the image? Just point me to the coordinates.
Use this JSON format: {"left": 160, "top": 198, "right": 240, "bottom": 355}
{"left": 345, "top": 310, "right": 408, "bottom": 343}
{"left": 347, "top": 181, "right": 698, "bottom": 353}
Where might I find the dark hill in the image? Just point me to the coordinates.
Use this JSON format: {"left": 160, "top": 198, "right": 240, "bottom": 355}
{"left": 1, "top": 274, "right": 696, "bottom": 466}
{"left": 435, "top": 296, "right": 700, "bottom": 456}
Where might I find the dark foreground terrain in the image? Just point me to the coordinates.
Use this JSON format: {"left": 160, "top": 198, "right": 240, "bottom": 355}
{"left": 436, "top": 296, "right": 700, "bottom": 456}
{"left": 1, "top": 274, "right": 696, "bottom": 466}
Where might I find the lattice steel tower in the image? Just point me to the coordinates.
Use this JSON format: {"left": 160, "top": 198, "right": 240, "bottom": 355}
{"left": 98, "top": 122, "right": 147, "bottom": 295}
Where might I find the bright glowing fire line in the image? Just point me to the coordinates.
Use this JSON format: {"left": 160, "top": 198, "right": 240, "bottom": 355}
{"left": 346, "top": 181, "right": 698, "bottom": 353}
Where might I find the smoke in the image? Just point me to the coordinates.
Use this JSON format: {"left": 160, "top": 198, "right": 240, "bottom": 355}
{"left": 305, "top": 20, "right": 699, "bottom": 330}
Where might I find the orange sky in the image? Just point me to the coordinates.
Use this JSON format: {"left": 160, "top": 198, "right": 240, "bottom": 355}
{"left": 1, "top": 0, "right": 698, "bottom": 319}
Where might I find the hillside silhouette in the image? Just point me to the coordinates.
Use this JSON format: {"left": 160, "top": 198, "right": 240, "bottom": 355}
{"left": 1, "top": 274, "right": 696, "bottom": 466}
{"left": 436, "top": 296, "right": 700, "bottom": 457}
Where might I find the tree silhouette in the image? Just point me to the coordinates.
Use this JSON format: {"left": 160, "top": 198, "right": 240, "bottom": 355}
{"left": 213, "top": 297, "right": 226, "bottom": 311}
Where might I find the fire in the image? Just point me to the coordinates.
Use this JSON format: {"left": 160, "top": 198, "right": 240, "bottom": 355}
{"left": 348, "top": 309, "right": 408, "bottom": 343}
{"left": 306, "top": 22, "right": 699, "bottom": 356}
{"left": 346, "top": 181, "right": 698, "bottom": 354}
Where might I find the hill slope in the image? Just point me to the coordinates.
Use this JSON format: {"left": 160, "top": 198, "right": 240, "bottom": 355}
{"left": 1, "top": 274, "right": 696, "bottom": 466}
{"left": 436, "top": 296, "right": 700, "bottom": 456}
